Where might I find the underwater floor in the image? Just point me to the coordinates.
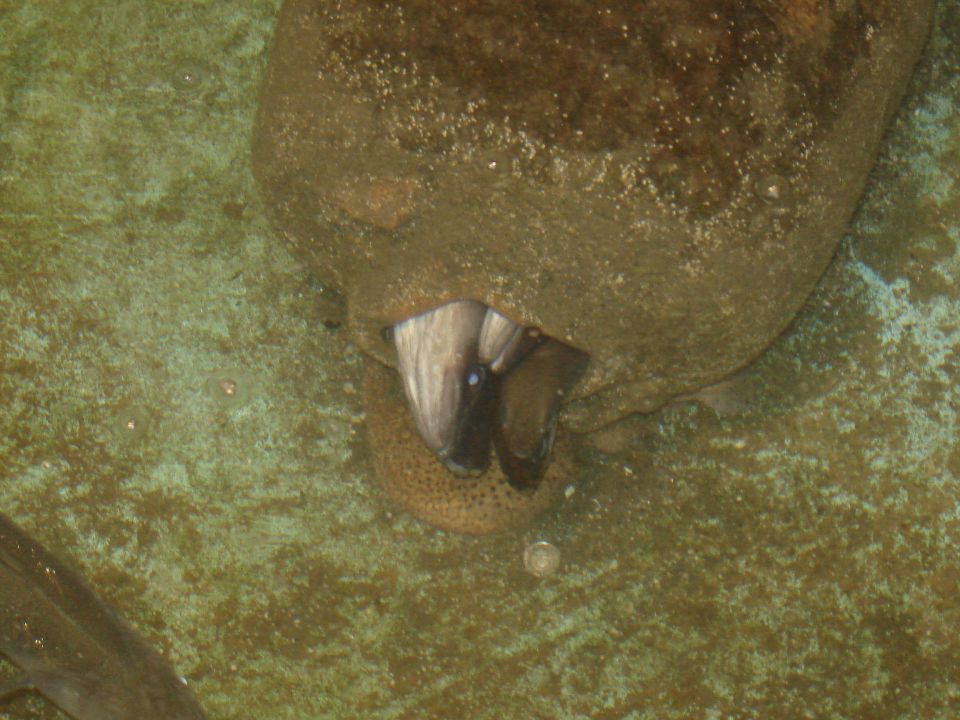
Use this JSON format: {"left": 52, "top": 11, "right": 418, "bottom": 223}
{"left": 1, "top": 1, "right": 959, "bottom": 718}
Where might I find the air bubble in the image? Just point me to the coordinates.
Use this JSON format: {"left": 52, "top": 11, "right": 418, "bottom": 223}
{"left": 753, "top": 174, "right": 788, "bottom": 203}
{"left": 171, "top": 62, "right": 207, "bottom": 93}
{"left": 111, "top": 404, "right": 153, "bottom": 442}
{"left": 523, "top": 540, "right": 561, "bottom": 577}
{"left": 205, "top": 368, "right": 256, "bottom": 409}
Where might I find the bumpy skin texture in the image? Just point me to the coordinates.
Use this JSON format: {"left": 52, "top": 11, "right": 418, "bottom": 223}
{"left": 253, "top": 0, "right": 933, "bottom": 433}
{"left": 364, "top": 364, "right": 571, "bottom": 534}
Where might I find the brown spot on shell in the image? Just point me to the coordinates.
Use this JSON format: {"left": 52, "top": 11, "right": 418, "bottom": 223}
{"left": 364, "top": 362, "right": 572, "bottom": 535}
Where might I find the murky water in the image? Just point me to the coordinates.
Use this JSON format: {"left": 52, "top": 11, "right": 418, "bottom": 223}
{"left": 1, "top": 2, "right": 958, "bottom": 719}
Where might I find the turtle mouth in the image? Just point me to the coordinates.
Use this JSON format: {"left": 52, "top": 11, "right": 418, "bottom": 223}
{"left": 389, "top": 300, "right": 588, "bottom": 492}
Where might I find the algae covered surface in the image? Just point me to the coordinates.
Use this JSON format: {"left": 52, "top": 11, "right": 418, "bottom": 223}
{"left": 0, "top": 1, "right": 959, "bottom": 719}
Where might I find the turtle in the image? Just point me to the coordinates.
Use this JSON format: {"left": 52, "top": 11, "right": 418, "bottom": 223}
{"left": 252, "top": 0, "right": 934, "bottom": 534}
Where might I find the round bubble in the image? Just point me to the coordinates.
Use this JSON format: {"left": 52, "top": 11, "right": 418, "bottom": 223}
{"left": 523, "top": 540, "right": 561, "bottom": 578}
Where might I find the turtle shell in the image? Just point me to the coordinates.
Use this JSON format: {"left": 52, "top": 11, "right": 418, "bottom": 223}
{"left": 252, "top": 0, "right": 933, "bottom": 432}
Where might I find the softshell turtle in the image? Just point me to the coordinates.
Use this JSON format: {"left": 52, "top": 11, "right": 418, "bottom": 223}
{"left": 252, "top": 0, "right": 934, "bottom": 533}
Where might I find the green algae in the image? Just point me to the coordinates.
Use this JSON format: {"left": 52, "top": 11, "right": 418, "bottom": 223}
{"left": 1, "top": 2, "right": 959, "bottom": 719}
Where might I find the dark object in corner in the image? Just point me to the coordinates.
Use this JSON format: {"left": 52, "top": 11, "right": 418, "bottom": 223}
{"left": 0, "top": 512, "right": 208, "bottom": 720}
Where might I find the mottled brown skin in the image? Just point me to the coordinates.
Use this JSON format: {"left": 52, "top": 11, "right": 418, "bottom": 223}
{"left": 253, "top": 0, "right": 934, "bottom": 532}
{"left": 365, "top": 364, "right": 570, "bottom": 535}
